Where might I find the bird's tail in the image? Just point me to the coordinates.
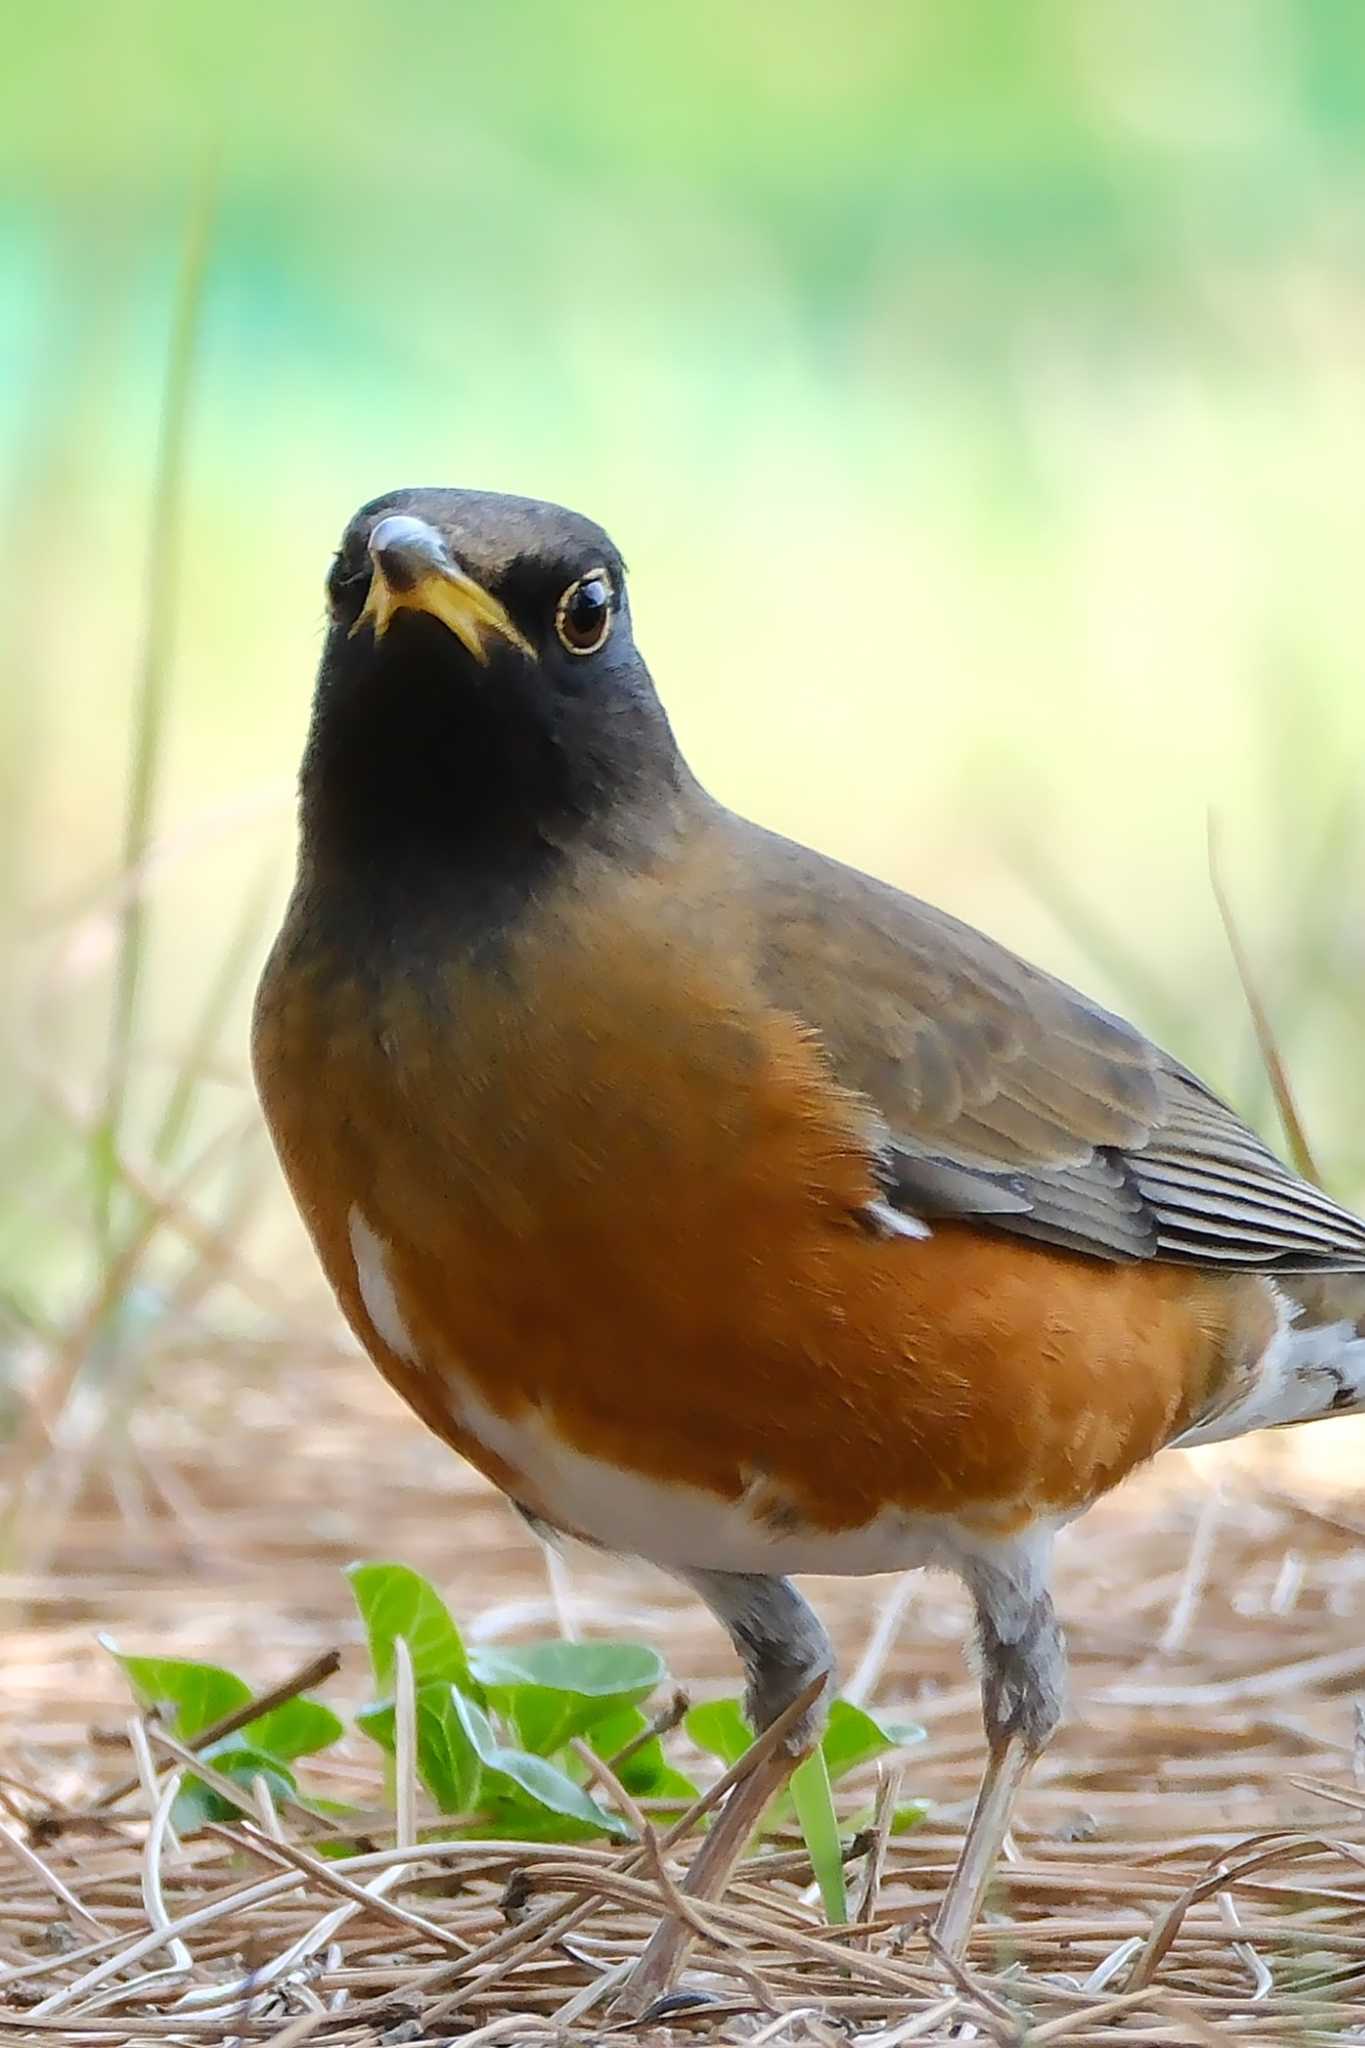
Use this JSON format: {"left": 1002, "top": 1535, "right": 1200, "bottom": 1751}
{"left": 1174, "top": 1273, "right": 1365, "bottom": 1450}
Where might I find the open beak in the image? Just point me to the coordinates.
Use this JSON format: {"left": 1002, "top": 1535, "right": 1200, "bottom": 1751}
{"left": 353, "top": 513, "right": 534, "bottom": 665}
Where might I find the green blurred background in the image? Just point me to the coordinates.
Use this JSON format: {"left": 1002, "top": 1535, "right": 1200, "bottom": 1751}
{"left": 3, "top": 0, "right": 1363, "bottom": 1375}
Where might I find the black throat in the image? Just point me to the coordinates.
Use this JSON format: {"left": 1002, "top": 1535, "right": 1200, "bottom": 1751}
{"left": 297, "top": 613, "right": 682, "bottom": 947}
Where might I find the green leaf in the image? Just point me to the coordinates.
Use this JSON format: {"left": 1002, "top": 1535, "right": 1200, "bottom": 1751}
{"left": 354, "top": 1701, "right": 390, "bottom": 1748}
{"left": 577, "top": 1703, "right": 645, "bottom": 1760}
{"left": 687, "top": 1696, "right": 920, "bottom": 1786}
{"left": 105, "top": 1643, "right": 251, "bottom": 1739}
{"left": 449, "top": 1689, "right": 630, "bottom": 1837}
{"left": 643, "top": 1762, "right": 702, "bottom": 1803}
{"left": 246, "top": 1697, "right": 345, "bottom": 1761}
{"left": 347, "top": 1563, "right": 474, "bottom": 1692}
{"left": 791, "top": 1746, "right": 847, "bottom": 1924}
{"left": 581, "top": 1707, "right": 698, "bottom": 1802}
{"left": 469, "top": 1640, "right": 664, "bottom": 1696}
{"left": 819, "top": 1700, "right": 923, "bottom": 1784}
{"left": 105, "top": 1641, "right": 344, "bottom": 1766}
{"left": 469, "top": 1640, "right": 663, "bottom": 1754}
{"left": 684, "top": 1698, "right": 751, "bottom": 1769}
{"left": 171, "top": 1746, "right": 298, "bottom": 1834}
{"left": 845, "top": 1796, "right": 932, "bottom": 1836}
{"left": 470, "top": 1801, "right": 619, "bottom": 1843}
{"left": 355, "top": 1685, "right": 483, "bottom": 1816}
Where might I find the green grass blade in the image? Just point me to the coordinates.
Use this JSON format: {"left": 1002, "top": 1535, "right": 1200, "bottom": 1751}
{"left": 1207, "top": 815, "right": 1322, "bottom": 1188}
{"left": 790, "top": 1745, "right": 847, "bottom": 1925}
{"left": 95, "top": 153, "right": 218, "bottom": 1261}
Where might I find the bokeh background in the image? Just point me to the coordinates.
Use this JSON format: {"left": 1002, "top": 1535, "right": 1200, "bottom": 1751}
{"left": 5, "top": 15, "right": 1365, "bottom": 2027}
{"left": 3, "top": 2, "right": 1363, "bottom": 1557}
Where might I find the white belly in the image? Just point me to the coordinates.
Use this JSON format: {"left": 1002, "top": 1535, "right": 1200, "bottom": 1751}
{"left": 348, "top": 1206, "right": 1054, "bottom": 1588}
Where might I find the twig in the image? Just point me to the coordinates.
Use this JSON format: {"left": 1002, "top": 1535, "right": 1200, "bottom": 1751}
{"left": 0, "top": 1823, "right": 111, "bottom": 1937}
{"left": 80, "top": 1647, "right": 341, "bottom": 1816}
{"left": 211, "top": 1820, "right": 472, "bottom": 1956}
{"left": 605, "top": 1688, "right": 690, "bottom": 1777}
{"left": 853, "top": 1765, "right": 903, "bottom": 1942}
{"left": 393, "top": 1636, "right": 417, "bottom": 1851}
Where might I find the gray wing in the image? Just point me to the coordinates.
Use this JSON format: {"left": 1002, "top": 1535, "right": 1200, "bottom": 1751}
{"left": 740, "top": 822, "right": 1365, "bottom": 1272}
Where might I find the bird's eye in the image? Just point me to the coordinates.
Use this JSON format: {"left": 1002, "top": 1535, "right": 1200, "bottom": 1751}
{"left": 555, "top": 572, "right": 612, "bottom": 655}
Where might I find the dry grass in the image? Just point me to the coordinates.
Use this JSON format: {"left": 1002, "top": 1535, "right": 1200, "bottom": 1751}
{"left": 4, "top": 1339, "right": 1365, "bottom": 2045}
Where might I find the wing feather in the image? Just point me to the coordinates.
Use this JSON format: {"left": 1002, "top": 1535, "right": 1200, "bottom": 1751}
{"left": 742, "top": 823, "right": 1365, "bottom": 1272}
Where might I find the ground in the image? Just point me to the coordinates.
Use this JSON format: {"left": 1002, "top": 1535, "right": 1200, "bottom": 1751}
{"left": 4, "top": 1336, "right": 1365, "bottom": 2045}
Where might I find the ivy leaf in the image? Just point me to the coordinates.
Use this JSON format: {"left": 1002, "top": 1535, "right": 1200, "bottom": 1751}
{"left": 347, "top": 1562, "right": 474, "bottom": 1692}
{"left": 449, "top": 1689, "right": 630, "bottom": 1837}
{"left": 819, "top": 1700, "right": 923, "bottom": 1782}
{"left": 581, "top": 1707, "right": 698, "bottom": 1802}
{"left": 684, "top": 1698, "right": 751, "bottom": 1769}
{"left": 103, "top": 1643, "right": 251, "bottom": 1739}
{"left": 247, "top": 1697, "right": 345, "bottom": 1760}
{"left": 170, "top": 1745, "right": 297, "bottom": 1835}
{"left": 355, "top": 1684, "right": 483, "bottom": 1816}
{"left": 686, "top": 1696, "right": 921, "bottom": 1787}
{"left": 469, "top": 1640, "right": 663, "bottom": 1754}
{"left": 104, "top": 1641, "right": 344, "bottom": 1767}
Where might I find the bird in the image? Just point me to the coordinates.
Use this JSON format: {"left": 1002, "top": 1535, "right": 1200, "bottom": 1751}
{"left": 253, "top": 486, "right": 1365, "bottom": 2005}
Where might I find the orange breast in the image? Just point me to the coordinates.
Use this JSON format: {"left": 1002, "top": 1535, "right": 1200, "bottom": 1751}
{"left": 254, "top": 884, "right": 1275, "bottom": 1544}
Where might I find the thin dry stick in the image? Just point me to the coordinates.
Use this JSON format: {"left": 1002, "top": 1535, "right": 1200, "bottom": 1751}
{"left": 3, "top": 1118, "right": 256, "bottom": 1534}
{"left": 919, "top": 1925, "right": 1021, "bottom": 2036}
{"left": 549, "top": 1955, "right": 637, "bottom": 2029}
{"left": 859, "top": 2000, "right": 964, "bottom": 2045}
{"left": 1217, "top": 1876, "right": 1272, "bottom": 1999}
{"left": 746, "top": 2007, "right": 824, "bottom": 2045}
{"left": 854, "top": 1765, "right": 904, "bottom": 1942}
{"left": 416, "top": 1675, "right": 828, "bottom": 2024}
{"left": 484, "top": 1863, "right": 936, "bottom": 1993}
{"left": 1028, "top": 1988, "right": 1164, "bottom": 2043}
{"left": 1125, "top": 1831, "right": 1365, "bottom": 1991}
{"left": 569, "top": 1735, "right": 771, "bottom": 2007}
{"left": 258, "top": 2013, "right": 330, "bottom": 2048}
{"left": 0, "top": 1823, "right": 111, "bottom": 1938}
{"left": 393, "top": 1635, "right": 417, "bottom": 1852}
{"left": 210, "top": 1823, "right": 473, "bottom": 1957}
{"left": 88, "top": 1647, "right": 341, "bottom": 1813}
{"left": 138, "top": 1763, "right": 192, "bottom": 1979}
{"left": 455, "top": 2016, "right": 557, "bottom": 2048}
{"left": 251, "top": 1773, "right": 287, "bottom": 1845}
{"left": 143, "top": 1725, "right": 321, "bottom": 1837}
{"left": 605, "top": 1689, "right": 690, "bottom": 1777}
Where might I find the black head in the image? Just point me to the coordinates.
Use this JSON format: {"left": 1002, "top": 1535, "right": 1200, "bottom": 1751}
{"left": 301, "top": 487, "right": 684, "bottom": 920}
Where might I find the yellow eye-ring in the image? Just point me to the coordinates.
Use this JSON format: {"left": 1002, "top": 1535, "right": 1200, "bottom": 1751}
{"left": 555, "top": 571, "right": 613, "bottom": 655}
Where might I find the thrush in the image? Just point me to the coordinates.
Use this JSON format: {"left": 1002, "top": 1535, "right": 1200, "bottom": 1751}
{"left": 253, "top": 487, "right": 1365, "bottom": 2001}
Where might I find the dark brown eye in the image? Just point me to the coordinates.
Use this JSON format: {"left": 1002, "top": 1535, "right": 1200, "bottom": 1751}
{"left": 555, "top": 571, "right": 612, "bottom": 655}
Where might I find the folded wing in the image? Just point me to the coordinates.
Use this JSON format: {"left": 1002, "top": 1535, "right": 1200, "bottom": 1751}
{"left": 744, "top": 825, "right": 1365, "bottom": 1272}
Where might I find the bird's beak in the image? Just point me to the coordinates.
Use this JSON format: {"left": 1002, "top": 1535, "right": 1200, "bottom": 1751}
{"left": 353, "top": 513, "right": 534, "bottom": 665}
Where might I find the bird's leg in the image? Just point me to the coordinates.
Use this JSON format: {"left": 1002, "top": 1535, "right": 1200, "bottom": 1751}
{"left": 933, "top": 1552, "right": 1065, "bottom": 1958}
{"left": 618, "top": 1570, "right": 834, "bottom": 2012}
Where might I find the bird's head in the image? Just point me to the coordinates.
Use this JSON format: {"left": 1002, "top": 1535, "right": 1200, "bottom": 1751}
{"left": 302, "top": 488, "right": 683, "bottom": 900}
